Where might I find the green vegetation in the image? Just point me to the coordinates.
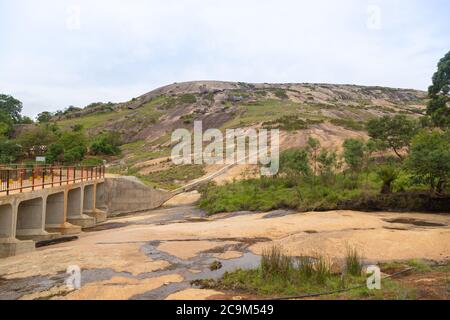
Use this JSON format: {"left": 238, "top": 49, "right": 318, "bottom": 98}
{"left": 343, "top": 139, "right": 365, "bottom": 172}
{"left": 198, "top": 173, "right": 378, "bottom": 215}
{"left": 138, "top": 164, "right": 205, "bottom": 190}
{"left": 194, "top": 245, "right": 417, "bottom": 299}
{"left": 330, "top": 118, "right": 365, "bottom": 131}
{"left": 90, "top": 132, "right": 121, "bottom": 156}
{"left": 199, "top": 118, "right": 450, "bottom": 214}
{"left": 367, "top": 115, "right": 419, "bottom": 159}
{"left": 273, "top": 89, "right": 289, "bottom": 99}
{"left": 178, "top": 93, "right": 197, "bottom": 104}
{"left": 406, "top": 130, "right": 450, "bottom": 194}
{"left": 263, "top": 116, "right": 323, "bottom": 131}
{"left": 427, "top": 51, "right": 450, "bottom": 127}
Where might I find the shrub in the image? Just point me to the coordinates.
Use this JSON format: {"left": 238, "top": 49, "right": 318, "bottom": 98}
{"left": 406, "top": 130, "right": 450, "bottom": 194}
{"left": 179, "top": 94, "right": 197, "bottom": 104}
{"left": 278, "top": 148, "right": 311, "bottom": 177}
{"left": 261, "top": 245, "right": 293, "bottom": 279}
{"left": 90, "top": 132, "right": 121, "bottom": 156}
{"left": 376, "top": 164, "right": 399, "bottom": 194}
{"left": 345, "top": 247, "right": 363, "bottom": 276}
{"left": 343, "top": 139, "right": 365, "bottom": 172}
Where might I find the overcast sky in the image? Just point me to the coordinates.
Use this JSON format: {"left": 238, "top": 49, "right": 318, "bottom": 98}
{"left": 0, "top": 0, "right": 449, "bottom": 118}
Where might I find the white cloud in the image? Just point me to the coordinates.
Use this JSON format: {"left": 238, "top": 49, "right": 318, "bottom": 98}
{"left": 0, "top": 0, "right": 448, "bottom": 117}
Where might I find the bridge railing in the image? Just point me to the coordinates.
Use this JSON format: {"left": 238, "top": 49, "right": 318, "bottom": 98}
{"left": 0, "top": 165, "right": 105, "bottom": 195}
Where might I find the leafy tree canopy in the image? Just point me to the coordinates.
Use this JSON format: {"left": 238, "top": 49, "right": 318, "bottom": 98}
{"left": 37, "top": 111, "right": 54, "bottom": 123}
{"left": 367, "top": 115, "right": 419, "bottom": 159}
{"left": 406, "top": 130, "right": 450, "bottom": 194}
{"left": 278, "top": 148, "right": 311, "bottom": 177}
{"left": 0, "top": 94, "right": 23, "bottom": 123}
{"left": 343, "top": 139, "right": 365, "bottom": 172}
{"left": 427, "top": 51, "right": 450, "bottom": 127}
{"left": 90, "top": 132, "right": 121, "bottom": 156}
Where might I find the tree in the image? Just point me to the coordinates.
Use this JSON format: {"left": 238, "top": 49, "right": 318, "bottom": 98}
{"left": 376, "top": 164, "right": 399, "bottom": 194}
{"left": 16, "top": 125, "right": 57, "bottom": 157}
{"left": 427, "top": 51, "right": 450, "bottom": 127}
{"left": 317, "top": 150, "right": 337, "bottom": 183}
{"left": 45, "top": 130, "right": 88, "bottom": 164}
{"left": 406, "top": 130, "right": 450, "bottom": 194}
{"left": 90, "top": 132, "right": 121, "bottom": 155}
{"left": 19, "top": 116, "right": 34, "bottom": 124}
{"left": 0, "top": 94, "right": 23, "bottom": 123}
{"left": 307, "top": 137, "right": 320, "bottom": 176}
{"left": 0, "top": 139, "right": 22, "bottom": 163}
{"left": 367, "top": 115, "right": 419, "bottom": 159}
{"left": 343, "top": 139, "right": 365, "bottom": 172}
{"left": 37, "top": 111, "right": 54, "bottom": 123}
{"left": 279, "top": 148, "right": 311, "bottom": 177}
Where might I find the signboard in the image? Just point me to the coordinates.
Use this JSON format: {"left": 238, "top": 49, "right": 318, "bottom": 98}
{"left": 36, "top": 156, "right": 46, "bottom": 163}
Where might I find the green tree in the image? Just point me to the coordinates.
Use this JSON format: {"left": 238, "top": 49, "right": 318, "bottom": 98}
{"left": 427, "top": 51, "right": 450, "bottom": 127}
{"left": 343, "top": 139, "right": 365, "bottom": 172}
{"left": 406, "top": 130, "right": 450, "bottom": 194}
{"left": 367, "top": 115, "right": 419, "bottom": 159}
{"left": 307, "top": 137, "right": 320, "bottom": 176}
{"left": 279, "top": 148, "right": 311, "bottom": 177}
{"left": 376, "top": 163, "right": 399, "bottom": 194}
{"left": 0, "top": 139, "right": 22, "bottom": 163}
{"left": 19, "top": 116, "right": 34, "bottom": 124}
{"left": 37, "top": 111, "right": 54, "bottom": 123}
{"left": 90, "top": 132, "right": 121, "bottom": 155}
{"left": 317, "top": 150, "right": 337, "bottom": 183}
{"left": 0, "top": 94, "right": 23, "bottom": 123}
{"left": 59, "top": 130, "right": 88, "bottom": 164}
{"left": 16, "top": 125, "right": 57, "bottom": 157}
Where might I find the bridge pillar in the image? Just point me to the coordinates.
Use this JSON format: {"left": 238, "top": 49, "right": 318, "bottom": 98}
{"left": 67, "top": 187, "right": 95, "bottom": 228}
{"left": 0, "top": 203, "right": 35, "bottom": 258}
{"left": 16, "top": 197, "right": 60, "bottom": 241}
{"left": 83, "top": 184, "right": 106, "bottom": 224}
{"left": 45, "top": 192, "right": 81, "bottom": 235}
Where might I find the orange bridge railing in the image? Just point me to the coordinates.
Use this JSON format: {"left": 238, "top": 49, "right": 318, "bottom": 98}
{"left": 0, "top": 165, "right": 105, "bottom": 196}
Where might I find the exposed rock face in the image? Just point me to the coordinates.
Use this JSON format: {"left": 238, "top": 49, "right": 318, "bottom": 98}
{"left": 56, "top": 81, "right": 426, "bottom": 144}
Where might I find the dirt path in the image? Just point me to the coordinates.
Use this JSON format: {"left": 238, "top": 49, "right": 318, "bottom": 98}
{"left": 0, "top": 202, "right": 448, "bottom": 300}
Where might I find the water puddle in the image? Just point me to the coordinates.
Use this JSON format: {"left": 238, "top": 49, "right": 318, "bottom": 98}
{"left": 132, "top": 240, "right": 262, "bottom": 300}
{"left": 384, "top": 218, "right": 446, "bottom": 227}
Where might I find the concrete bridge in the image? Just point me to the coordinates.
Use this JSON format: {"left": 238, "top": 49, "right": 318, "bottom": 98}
{"left": 0, "top": 169, "right": 172, "bottom": 258}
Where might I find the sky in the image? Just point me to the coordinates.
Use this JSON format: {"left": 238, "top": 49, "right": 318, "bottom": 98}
{"left": 0, "top": 0, "right": 449, "bottom": 118}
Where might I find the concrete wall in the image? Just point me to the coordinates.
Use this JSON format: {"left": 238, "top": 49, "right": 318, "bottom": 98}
{"left": 0, "top": 204, "right": 13, "bottom": 238}
{"left": 45, "top": 192, "right": 65, "bottom": 226}
{"left": 103, "top": 177, "right": 172, "bottom": 216}
{"left": 96, "top": 182, "right": 106, "bottom": 210}
{"left": 16, "top": 198, "right": 43, "bottom": 237}
{"left": 83, "top": 185, "right": 94, "bottom": 211}
{"left": 67, "top": 188, "right": 82, "bottom": 218}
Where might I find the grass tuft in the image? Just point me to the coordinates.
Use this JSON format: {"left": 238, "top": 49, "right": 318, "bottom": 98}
{"left": 345, "top": 246, "right": 363, "bottom": 276}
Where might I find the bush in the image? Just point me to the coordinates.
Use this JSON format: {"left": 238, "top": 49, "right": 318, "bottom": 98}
{"left": 179, "top": 94, "right": 197, "bottom": 104}
{"left": 343, "top": 139, "right": 365, "bottom": 172}
{"left": 406, "top": 130, "right": 450, "bottom": 194}
{"left": 345, "top": 247, "right": 363, "bottom": 276}
{"left": 376, "top": 164, "right": 399, "bottom": 194}
{"left": 261, "top": 245, "right": 293, "bottom": 279}
{"left": 278, "top": 148, "right": 311, "bottom": 177}
{"left": 0, "top": 139, "right": 22, "bottom": 163}
{"left": 90, "top": 132, "right": 121, "bottom": 156}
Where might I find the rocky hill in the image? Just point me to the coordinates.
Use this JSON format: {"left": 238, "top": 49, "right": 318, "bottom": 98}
{"left": 56, "top": 81, "right": 427, "bottom": 189}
